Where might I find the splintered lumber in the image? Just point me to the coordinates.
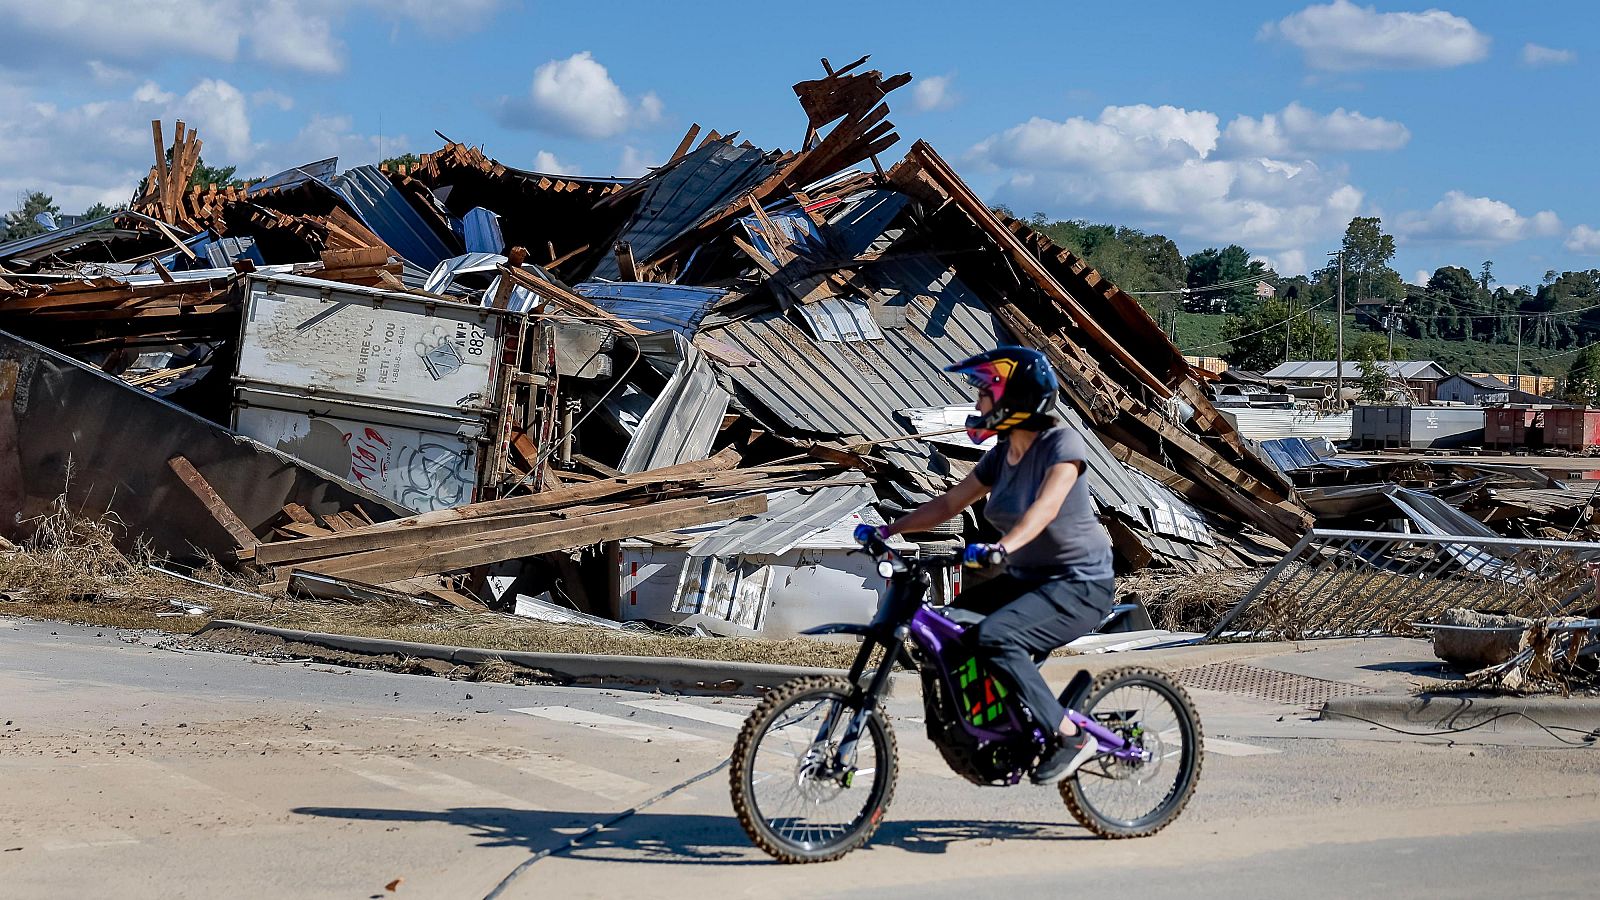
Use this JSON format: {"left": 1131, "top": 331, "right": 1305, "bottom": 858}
{"left": 167, "top": 456, "right": 258, "bottom": 552}
{"left": 302, "top": 494, "right": 768, "bottom": 585}
{"left": 253, "top": 462, "right": 831, "bottom": 570}
{"left": 253, "top": 449, "right": 746, "bottom": 566}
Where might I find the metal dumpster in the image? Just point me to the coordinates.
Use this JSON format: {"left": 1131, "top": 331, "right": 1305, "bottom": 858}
{"left": 1542, "top": 407, "right": 1600, "bottom": 451}
{"left": 1484, "top": 407, "right": 1538, "bottom": 450}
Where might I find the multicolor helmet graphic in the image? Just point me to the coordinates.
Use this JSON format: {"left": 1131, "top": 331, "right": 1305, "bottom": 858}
{"left": 944, "top": 347, "right": 1058, "bottom": 443}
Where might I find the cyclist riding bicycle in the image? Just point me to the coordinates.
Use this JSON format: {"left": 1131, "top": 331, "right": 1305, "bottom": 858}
{"left": 857, "top": 346, "right": 1114, "bottom": 784}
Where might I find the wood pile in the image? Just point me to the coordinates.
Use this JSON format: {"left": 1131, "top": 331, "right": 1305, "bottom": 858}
{"left": 246, "top": 450, "right": 851, "bottom": 597}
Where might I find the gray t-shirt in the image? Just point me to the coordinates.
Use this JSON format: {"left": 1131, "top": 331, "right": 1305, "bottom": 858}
{"left": 974, "top": 425, "right": 1114, "bottom": 580}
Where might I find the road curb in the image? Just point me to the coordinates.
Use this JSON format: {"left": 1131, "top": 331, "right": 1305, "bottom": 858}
{"left": 1320, "top": 692, "right": 1600, "bottom": 737}
{"left": 195, "top": 619, "right": 900, "bottom": 698}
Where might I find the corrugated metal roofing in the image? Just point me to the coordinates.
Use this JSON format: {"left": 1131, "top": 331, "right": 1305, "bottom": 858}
{"left": 575, "top": 281, "right": 727, "bottom": 335}
{"left": 331, "top": 165, "right": 456, "bottom": 270}
{"left": 0, "top": 209, "right": 179, "bottom": 264}
{"left": 1217, "top": 407, "right": 1353, "bottom": 441}
{"left": 702, "top": 255, "right": 1003, "bottom": 481}
{"left": 1262, "top": 360, "right": 1449, "bottom": 380}
{"left": 689, "top": 479, "right": 879, "bottom": 558}
{"left": 589, "top": 142, "right": 779, "bottom": 280}
{"left": 459, "top": 207, "right": 504, "bottom": 255}
{"left": 248, "top": 157, "right": 338, "bottom": 194}
{"left": 618, "top": 338, "right": 730, "bottom": 474}
{"left": 795, "top": 297, "right": 882, "bottom": 342}
{"left": 204, "top": 236, "right": 264, "bottom": 268}
{"left": 1256, "top": 437, "right": 1370, "bottom": 473}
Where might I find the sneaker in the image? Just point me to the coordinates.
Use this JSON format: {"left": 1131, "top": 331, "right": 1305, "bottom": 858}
{"left": 1031, "top": 730, "right": 1099, "bottom": 785}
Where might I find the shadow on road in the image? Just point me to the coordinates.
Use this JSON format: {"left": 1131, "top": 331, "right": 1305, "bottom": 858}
{"left": 293, "top": 806, "right": 1091, "bottom": 864}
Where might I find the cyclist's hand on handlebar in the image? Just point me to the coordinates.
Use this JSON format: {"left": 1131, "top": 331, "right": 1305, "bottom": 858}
{"left": 962, "top": 542, "right": 1008, "bottom": 569}
{"left": 853, "top": 524, "right": 890, "bottom": 547}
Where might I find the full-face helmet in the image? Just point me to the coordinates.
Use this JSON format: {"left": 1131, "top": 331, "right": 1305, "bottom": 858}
{"left": 944, "top": 346, "right": 1058, "bottom": 444}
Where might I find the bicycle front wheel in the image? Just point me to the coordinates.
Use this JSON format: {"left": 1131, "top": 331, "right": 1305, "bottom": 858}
{"left": 730, "top": 675, "right": 897, "bottom": 863}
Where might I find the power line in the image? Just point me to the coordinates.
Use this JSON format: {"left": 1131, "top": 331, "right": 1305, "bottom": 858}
{"left": 1181, "top": 297, "right": 1333, "bottom": 354}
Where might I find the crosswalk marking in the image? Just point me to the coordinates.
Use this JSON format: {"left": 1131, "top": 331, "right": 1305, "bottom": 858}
{"left": 511, "top": 706, "right": 712, "bottom": 744}
{"left": 619, "top": 699, "right": 752, "bottom": 729}
{"left": 1158, "top": 729, "right": 1280, "bottom": 757}
{"left": 340, "top": 757, "right": 536, "bottom": 809}
{"left": 485, "top": 752, "right": 652, "bottom": 803}
{"left": 1205, "top": 736, "right": 1280, "bottom": 757}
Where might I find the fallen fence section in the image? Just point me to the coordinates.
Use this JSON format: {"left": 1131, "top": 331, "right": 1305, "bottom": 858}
{"left": 1206, "top": 529, "right": 1600, "bottom": 641}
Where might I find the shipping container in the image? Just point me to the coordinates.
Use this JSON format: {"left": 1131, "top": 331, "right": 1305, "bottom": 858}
{"left": 1352, "top": 405, "right": 1484, "bottom": 450}
{"left": 1484, "top": 408, "right": 1539, "bottom": 450}
{"left": 230, "top": 273, "right": 517, "bottom": 512}
{"left": 1542, "top": 408, "right": 1600, "bottom": 451}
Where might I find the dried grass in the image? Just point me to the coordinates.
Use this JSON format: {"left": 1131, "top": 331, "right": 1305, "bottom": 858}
{"left": 0, "top": 496, "right": 860, "bottom": 670}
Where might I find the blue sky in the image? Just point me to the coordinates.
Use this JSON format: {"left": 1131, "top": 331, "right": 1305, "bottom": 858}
{"left": 2, "top": 1, "right": 1596, "bottom": 289}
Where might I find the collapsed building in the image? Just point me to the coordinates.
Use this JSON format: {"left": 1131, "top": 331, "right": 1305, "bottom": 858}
{"left": 3, "top": 58, "right": 1592, "bottom": 642}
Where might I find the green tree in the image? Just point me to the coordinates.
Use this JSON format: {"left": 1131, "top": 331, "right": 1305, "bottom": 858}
{"left": 1333, "top": 216, "right": 1403, "bottom": 303}
{"left": 80, "top": 202, "right": 119, "bottom": 230}
{"left": 1565, "top": 345, "right": 1600, "bottom": 404}
{"left": 1221, "top": 298, "right": 1329, "bottom": 369}
{"left": 1355, "top": 345, "right": 1390, "bottom": 402}
{"left": 1479, "top": 259, "right": 1493, "bottom": 292}
{"left": 1184, "top": 244, "right": 1269, "bottom": 314}
{"left": 381, "top": 153, "right": 421, "bottom": 171}
{"left": 1, "top": 191, "right": 60, "bottom": 241}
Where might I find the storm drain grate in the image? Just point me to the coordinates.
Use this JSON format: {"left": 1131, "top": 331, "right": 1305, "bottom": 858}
{"left": 1174, "top": 661, "right": 1382, "bottom": 708}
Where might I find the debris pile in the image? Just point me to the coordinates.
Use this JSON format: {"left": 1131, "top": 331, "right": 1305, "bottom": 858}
{"left": 2, "top": 56, "right": 1594, "bottom": 642}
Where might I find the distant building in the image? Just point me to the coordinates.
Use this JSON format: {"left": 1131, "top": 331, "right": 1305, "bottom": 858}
{"left": 1261, "top": 360, "right": 1450, "bottom": 402}
{"left": 1436, "top": 373, "right": 1511, "bottom": 405}
{"left": 1466, "top": 372, "right": 1556, "bottom": 397}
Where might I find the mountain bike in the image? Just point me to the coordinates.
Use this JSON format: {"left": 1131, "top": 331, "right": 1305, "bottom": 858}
{"left": 729, "top": 534, "right": 1203, "bottom": 862}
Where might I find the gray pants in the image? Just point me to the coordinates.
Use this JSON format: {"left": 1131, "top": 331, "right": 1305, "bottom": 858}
{"left": 954, "top": 573, "right": 1115, "bottom": 731}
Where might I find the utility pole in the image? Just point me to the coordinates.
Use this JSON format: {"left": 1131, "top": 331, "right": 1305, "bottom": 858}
{"left": 1330, "top": 251, "right": 1346, "bottom": 396}
{"left": 1284, "top": 297, "right": 1293, "bottom": 364}
{"left": 1514, "top": 318, "right": 1523, "bottom": 386}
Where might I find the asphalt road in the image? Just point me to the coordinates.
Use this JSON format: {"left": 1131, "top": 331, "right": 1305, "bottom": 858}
{"left": 3, "top": 615, "right": 1597, "bottom": 899}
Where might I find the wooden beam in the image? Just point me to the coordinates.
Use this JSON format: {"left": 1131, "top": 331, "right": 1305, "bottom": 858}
{"left": 905, "top": 141, "right": 1173, "bottom": 401}
{"left": 167, "top": 456, "right": 258, "bottom": 552}
{"left": 305, "top": 495, "right": 767, "bottom": 585}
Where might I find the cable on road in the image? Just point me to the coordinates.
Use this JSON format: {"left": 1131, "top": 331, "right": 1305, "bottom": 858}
{"left": 482, "top": 757, "right": 732, "bottom": 900}
{"left": 1327, "top": 710, "right": 1600, "bottom": 747}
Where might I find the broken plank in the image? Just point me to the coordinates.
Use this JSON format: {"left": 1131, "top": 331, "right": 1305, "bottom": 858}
{"left": 167, "top": 456, "right": 258, "bottom": 551}
{"left": 255, "top": 500, "right": 643, "bottom": 567}
{"left": 306, "top": 495, "right": 767, "bottom": 585}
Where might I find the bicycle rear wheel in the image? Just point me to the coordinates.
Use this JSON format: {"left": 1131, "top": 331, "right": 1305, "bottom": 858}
{"left": 730, "top": 676, "right": 897, "bottom": 863}
{"left": 1061, "top": 666, "right": 1202, "bottom": 838}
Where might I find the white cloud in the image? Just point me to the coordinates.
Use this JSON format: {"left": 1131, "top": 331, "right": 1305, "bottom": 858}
{"left": 0, "top": 0, "right": 504, "bottom": 76}
{"left": 0, "top": 77, "right": 398, "bottom": 215}
{"left": 1221, "top": 102, "right": 1410, "bottom": 156}
{"left": 248, "top": 0, "right": 345, "bottom": 75}
{"left": 531, "top": 151, "right": 579, "bottom": 175}
{"left": 251, "top": 89, "right": 296, "bottom": 112}
{"left": 970, "top": 105, "right": 1219, "bottom": 172}
{"left": 971, "top": 104, "right": 1362, "bottom": 255}
{"left": 1522, "top": 43, "right": 1576, "bottom": 66}
{"left": 86, "top": 61, "right": 134, "bottom": 84}
{"left": 616, "top": 145, "right": 657, "bottom": 178}
{"left": 172, "top": 80, "right": 254, "bottom": 159}
{"left": 1257, "top": 249, "right": 1309, "bottom": 276}
{"left": 498, "top": 52, "right": 662, "bottom": 140}
{"left": 1261, "top": 0, "right": 1489, "bottom": 71}
{"left": 1567, "top": 225, "right": 1600, "bottom": 254}
{"left": 1413, "top": 269, "right": 1432, "bottom": 286}
{"left": 1397, "top": 191, "right": 1563, "bottom": 243}
{"left": 912, "top": 74, "right": 958, "bottom": 112}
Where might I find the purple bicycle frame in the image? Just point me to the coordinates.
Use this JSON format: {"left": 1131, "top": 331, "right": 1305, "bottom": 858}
{"left": 907, "top": 605, "right": 1147, "bottom": 763}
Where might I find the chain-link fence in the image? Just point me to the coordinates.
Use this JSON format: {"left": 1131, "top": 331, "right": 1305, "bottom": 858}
{"left": 1206, "top": 529, "right": 1600, "bottom": 641}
